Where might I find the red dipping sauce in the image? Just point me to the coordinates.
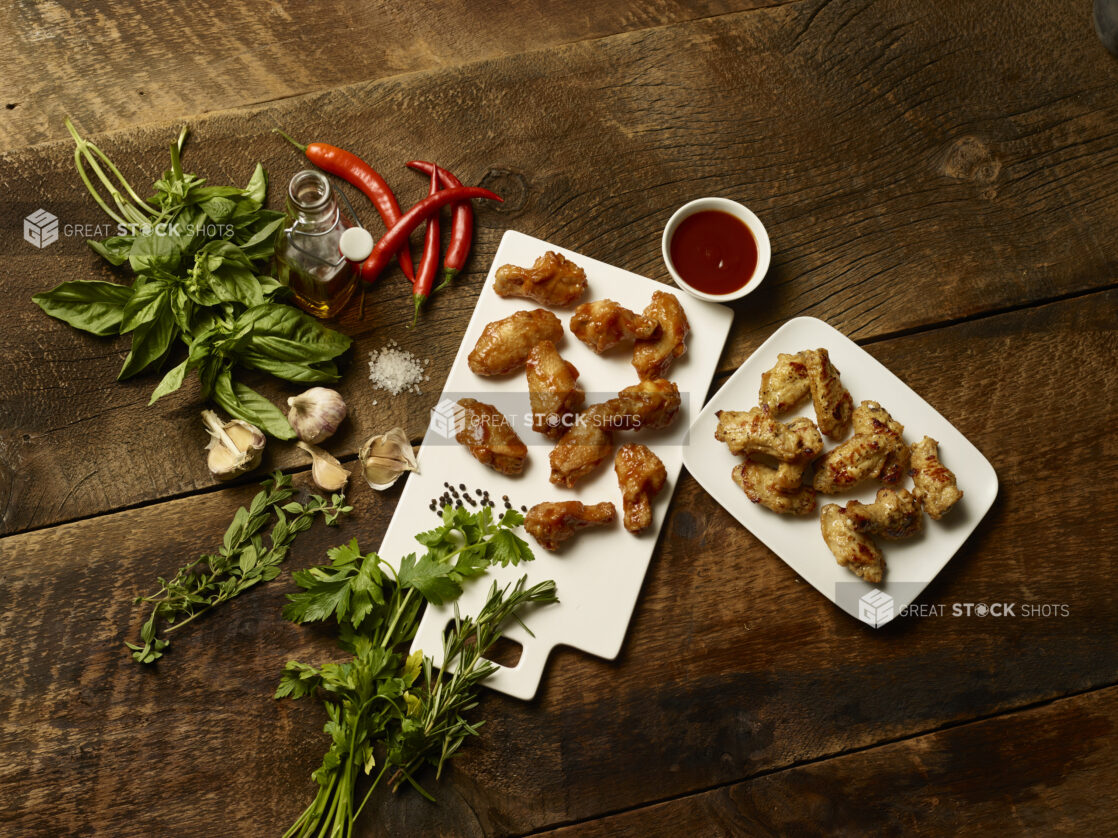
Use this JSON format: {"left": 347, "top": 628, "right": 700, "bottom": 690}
{"left": 669, "top": 210, "right": 758, "bottom": 296}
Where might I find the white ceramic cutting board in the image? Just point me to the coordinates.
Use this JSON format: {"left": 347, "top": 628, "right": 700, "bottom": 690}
{"left": 376, "top": 230, "right": 733, "bottom": 700}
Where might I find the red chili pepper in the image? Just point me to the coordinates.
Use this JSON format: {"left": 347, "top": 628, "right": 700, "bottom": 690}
{"left": 361, "top": 186, "right": 502, "bottom": 284}
{"left": 406, "top": 160, "right": 473, "bottom": 290}
{"left": 411, "top": 166, "right": 440, "bottom": 326}
{"left": 274, "top": 129, "right": 415, "bottom": 281}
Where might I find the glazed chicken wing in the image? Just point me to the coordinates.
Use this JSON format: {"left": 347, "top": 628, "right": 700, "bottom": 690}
{"left": 910, "top": 436, "right": 963, "bottom": 519}
{"left": 494, "top": 251, "right": 588, "bottom": 307}
{"left": 602, "top": 378, "right": 681, "bottom": 432}
{"left": 803, "top": 348, "right": 853, "bottom": 439}
{"left": 714, "top": 408, "right": 823, "bottom": 464}
{"left": 524, "top": 500, "right": 616, "bottom": 551}
{"left": 526, "top": 340, "right": 584, "bottom": 439}
{"left": 813, "top": 401, "right": 908, "bottom": 493}
{"left": 468, "top": 309, "right": 564, "bottom": 376}
{"left": 732, "top": 457, "right": 817, "bottom": 516}
{"left": 549, "top": 403, "right": 614, "bottom": 487}
{"left": 845, "top": 488, "right": 924, "bottom": 540}
{"left": 820, "top": 504, "right": 885, "bottom": 583}
{"left": 455, "top": 399, "right": 528, "bottom": 475}
{"left": 632, "top": 290, "right": 689, "bottom": 380}
{"left": 758, "top": 352, "right": 811, "bottom": 415}
{"left": 614, "top": 444, "right": 667, "bottom": 533}
{"left": 570, "top": 299, "right": 658, "bottom": 353}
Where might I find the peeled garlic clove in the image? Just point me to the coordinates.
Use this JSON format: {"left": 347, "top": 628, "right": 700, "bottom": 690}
{"left": 287, "top": 387, "right": 347, "bottom": 444}
{"left": 296, "top": 441, "right": 349, "bottom": 492}
{"left": 358, "top": 427, "right": 418, "bottom": 490}
{"left": 203, "top": 410, "right": 266, "bottom": 480}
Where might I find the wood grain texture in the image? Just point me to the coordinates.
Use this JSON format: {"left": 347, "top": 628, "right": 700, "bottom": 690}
{"left": 2, "top": 0, "right": 1117, "bottom": 535}
{"left": 0, "top": 0, "right": 776, "bottom": 151}
{"left": 539, "top": 687, "right": 1118, "bottom": 837}
{"left": 1, "top": 291, "right": 1114, "bottom": 836}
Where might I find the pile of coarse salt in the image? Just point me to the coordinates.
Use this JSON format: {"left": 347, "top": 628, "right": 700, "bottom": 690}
{"left": 368, "top": 341, "right": 431, "bottom": 405}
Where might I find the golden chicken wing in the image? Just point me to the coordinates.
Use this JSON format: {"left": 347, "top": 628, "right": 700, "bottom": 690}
{"left": 845, "top": 488, "right": 924, "bottom": 540}
{"left": 468, "top": 309, "right": 564, "bottom": 376}
{"left": 525, "top": 340, "right": 584, "bottom": 439}
{"left": 524, "top": 500, "right": 616, "bottom": 551}
{"left": 455, "top": 399, "right": 528, "bottom": 475}
{"left": 714, "top": 408, "right": 823, "bottom": 464}
{"left": 632, "top": 290, "right": 689, "bottom": 380}
{"left": 570, "top": 299, "right": 658, "bottom": 353}
{"left": 812, "top": 401, "right": 908, "bottom": 493}
{"left": 803, "top": 348, "right": 853, "bottom": 439}
{"left": 758, "top": 352, "right": 811, "bottom": 415}
{"left": 853, "top": 400, "right": 910, "bottom": 484}
{"left": 910, "top": 436, "right": 963, "bottom": 519}
{"left": 548, "top": 403, "right": 614, "bottom": 487}
{"left": 602, "top": 378, "right": 681, "bottom": 432}
{"left": 494, "top": 251, "right": 588, "bottom": 307}
{"left": 732, "top": 457, "right": 817, "bottom": 516}
{"left": 614, "top": 444, "right": 667, "bottom": 533}
{"left": 820, "top": 504, "right": 885, "bottom": 583}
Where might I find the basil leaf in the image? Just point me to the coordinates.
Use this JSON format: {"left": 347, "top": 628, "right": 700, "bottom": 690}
{"left": 200, "top": 196, "right": 237, "bottom": 223}
{"left": 238, "top": 304, "right": 352, "bottom": 364}
{"left": 236, "top": 213, "right": 286, "bottom": 261}
{"left": 32, "top": 280, "right": 133, "bottom": 337}
{"left": 148, "top": 358, "right": 189, "bottom": 405}
{"left": 119, "top": 297, "right": 177, "bottom": 380}
{"left": 120, "top": 279, "right": 171, "bottom": 333}
{"left": 244, "top": 164, "right": 267, "bottom": 204}
{"left": 213, "top": 369, "right": 295, "bottom": 439}
{"left": 129, "top": 229, "right": 182, "bottom": 274}
{"left": 87, "top": 235, "right": 134, "bottom": 266}
{"left": 237, "top": 351, "right": 340, "bottom": 383}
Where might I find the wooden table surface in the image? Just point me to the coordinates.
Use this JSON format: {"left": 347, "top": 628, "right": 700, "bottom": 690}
{"left": 2, "top": 1, "right": 1116, "bottom": 835}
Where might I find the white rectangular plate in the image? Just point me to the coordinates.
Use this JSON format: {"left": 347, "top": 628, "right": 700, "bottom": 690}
{"left": 378, "top": 230, "right": 734, "bottom": 699}
{"left": 683, "top": 316, "right": 997, "bottom": 625}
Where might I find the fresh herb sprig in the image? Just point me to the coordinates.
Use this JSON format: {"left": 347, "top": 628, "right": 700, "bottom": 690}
{"left": 32, "top": 120, "right": 351, "bottom": 438}
{"left": 128, "top": 471, "right": 352, "bottom": 663}
{"left": 276, "top": 506, "right": 553, "bottom": 838}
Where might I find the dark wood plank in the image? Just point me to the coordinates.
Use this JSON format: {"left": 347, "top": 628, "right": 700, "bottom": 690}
{"left": 539, "top": 686, "right": 1118, "bottom": 837}
{"left": 0, "top": 0, "right": 779, "bottom": 150}
{"left": 3, "top": 0, "right": 1117, "bottom": 535}
{"left": 1, "top": 291, "right": 1114, "bottom": 836}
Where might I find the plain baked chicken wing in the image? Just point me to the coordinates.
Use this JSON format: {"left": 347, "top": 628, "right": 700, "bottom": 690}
{"left": 714, "top": 408, "right": 823, "bottom": 464}
{"left": 570, "top": 299, "right": 658, "bottom": 353}
{"left": 455, "top": 399, "right": 528, "bottom": 475}
{"left": 524, "top": 500, "right": 616, "bottom": 551}
{"left": 758, "top": 352, "right": 811, "bottom": 415}
{"left": 549, "top": 403, "right": 614, "bottom": 487}
{"left": 525, "top": 340, "right": 584, "bottom": 439}
{"left": 845, "top": 488, "right": 924, "bottom": 540}
{"left": 732, "top": 457, "right": 817, "bottom": 515}
{"left": 820, "top": 504, "right": 885, "bottom": 583}
{"left": 614, "top": 444, "right": 667, "bottom": 533}
{"left": 813, "top": 401, "right": 907, "bottom": 493}
{"left": 803, "top": 348, "right": 853, "bottom": 439}
{"left": 468, "top": 309, "right": 563, "bottom": 376}
{"left": 910, "top": 436, "right": 963, "bottom": 519}
{"left": 494, "top": 251, "right": 588, "bottom": 307}
{"left": 632, "top": 290, "right": 689, "bottom": 380}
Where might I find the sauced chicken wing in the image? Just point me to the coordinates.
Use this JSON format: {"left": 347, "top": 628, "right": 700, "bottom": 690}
{"left": 525, "top": 340, "right": 584, "bottom": 439}
{"left": 803, "top": 348, "right": 853, "bottom": 439}
{"left": 910, "top": 436, "right": 963, "bottom": 519}
{"left": 632, "top": 291, "right": 689, "bottom": 380}
{"left": 468, "top": 309, "right": 564, "bottom": 376}
{"left": 714, "top": 408, "right": 823, "bottom": 464}
{"left": 614, "top": 444, "right": 667, "bottom": 533}
{"left": 549, "top": 403, "right": 614, "bottom": 487}
{"left": 813, "top": 401, "right": 907, "bottom": 493}
{"left": 570, "top": 299, "right": 658, "bottom": 353}
{"left": 455, "top": 399, "right": 528, "bottom": 475}
{"left": 732, "top": 457, "right": 817, "bottom": 516}
{"left": 494, "top": 251, "right": 588, "bottom": 307}
{"left": 524, "top": 500, "right": 616, "bottom": 551}
{"left": 602, "top": 378, "right": 681, "bottom": 432}
{"left": 820, "top": 504, "right": 885, "bottom": 583}
{"left": 845, "top": 488, "right": 924, "bottom": 540}
{"left": 758, "top": 352, "right": 811, "bottom": 415}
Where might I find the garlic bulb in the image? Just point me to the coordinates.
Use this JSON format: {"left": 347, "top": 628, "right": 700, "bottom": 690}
{"left": 358, "top": 427, "right": 418, "bottom": 490}
{"left": 296, "top": 441, "right": 349, "bottom": 492}
{"left": 287, "top": 387, "right": 347, "bottom": 444}
{"left": 202, "top": 410, "right": 266, "bottom": 480}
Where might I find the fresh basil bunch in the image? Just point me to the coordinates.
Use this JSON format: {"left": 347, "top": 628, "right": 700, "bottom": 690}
{"left": 32, "top": 121, "right": 351, "bottom": 438}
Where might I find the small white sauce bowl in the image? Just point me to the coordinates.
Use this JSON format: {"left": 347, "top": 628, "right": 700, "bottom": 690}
{"left": 661, "top": 197, "right": 771, "bottom": 303}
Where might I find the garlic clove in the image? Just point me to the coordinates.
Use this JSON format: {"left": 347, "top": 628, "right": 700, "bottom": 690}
{"left": 287, "top": 387, "right": 347, "bottom": 444}
{"left": 296, "top": 441, "right": 349, "bottom": 492}
{"left": 203, "top": 410, "right": 266, "bottom": 480}
{"left": 358, "top": 427, "right": 418, "bottom": 490}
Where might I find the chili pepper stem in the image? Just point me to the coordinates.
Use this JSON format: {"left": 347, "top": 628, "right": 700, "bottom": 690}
{"left": 272, "top": 128, "right": 308, "bottom": 153}
{"left": 410, "top": 294, "right": 427, "bottom": 328}
{"left": 434, "top": 267, "right": 459, "bottom": 293}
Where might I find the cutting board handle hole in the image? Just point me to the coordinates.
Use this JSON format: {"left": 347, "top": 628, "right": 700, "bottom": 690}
{"left": 444, "top": 619, "right": 523, "bottom": 668}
